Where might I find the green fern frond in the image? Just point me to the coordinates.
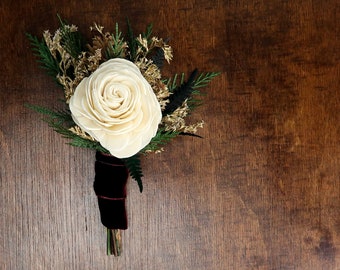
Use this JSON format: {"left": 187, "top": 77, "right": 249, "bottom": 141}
{"left": 142, "top": 129, "right": 179, "bottom": 153}
{"left": 25, "top": 104, "right": 73, "bottom": 124}
{"left": 142, "top": 23, "right": 153, "bottom": 41}
{"left": 26, "top": 104, "right": 107, "bottom": 153}
{"left": 164, "top": 73, "right": 184, "bottom": 92}
{"left": 26, "top": 33, "right": 60, "bottom": 79}
{"left": 57, "top": 15, "right": 84, "bottom": 58}
{"left": 105, "top": 23, "right": 126, "bottom": 59}
{"left": 123, "top": 154, "right": 143, "bottom": 192}
{"left": 68, "top": 135, "right": 108, "bottom": 153}
{"left": 192, "top": 72, "right": 220, "bottom": 89}
{"left": 47, "top": 120, "right": 107, "bottom": 152}
{"left": 189, "top": 72, "right": 220, "bottom": 110}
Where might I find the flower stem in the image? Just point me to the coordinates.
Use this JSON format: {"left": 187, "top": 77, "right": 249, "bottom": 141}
{"left": 107, "top": 228, "right": 122, "bottom": 256}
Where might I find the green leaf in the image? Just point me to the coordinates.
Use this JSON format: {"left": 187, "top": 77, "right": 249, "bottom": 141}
{"left": 26, "top": 104, "right": 108, "bottom": 153}
{"left": 105, "top": 23, "right": 126, "bottom": 59}
{"left": 25, "top": 104, "right": 73, "bottom": 123}
{"left": 142, "top": 23, "right": 153, "bottom": 40}
{"left": 57, "top": 14, "right": 84, "bottom": 58}
{"left": 69, "top": 136, "right": 108, "bottom": 153}
{"left": 26, "top": 33, "right": 60, "bottom": 79}
{"left": 123, "top": 154, "right": 143, "bottom": 192}
{"left": 142, "top": 128, "right": 179, "bottom": 153}
{"left": 192, "top": 72, "right": 220, "bottom": 89}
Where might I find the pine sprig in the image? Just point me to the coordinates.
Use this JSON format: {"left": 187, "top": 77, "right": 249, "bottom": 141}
{"left": 142, "top": 23, "right": 153, "bottom": 41}
{"left": 189, "top": 72, "right": 220, "bottom": 110}
{"left": 57, "top": 15, "right": 83, "bottom": 58}
{"left": 47, "top": 120, "right": 107, "bottom": 152}
{"left": 105, "top": 23, "right": 126, "bottom": 59}
{"left": 164, "top": 73, "right": 184, "bottom": 92}
{"left": 26, "top": 104, "right": 107, "bottom": 153}
{"left": 68, "top": 135, "right": 108, "bottom": 153}
{"left": 26, "top": 33, "right": 60, "bottom": 79}
{"left": 192, "top": 72, "right": 220, "bottom": 89}
{"left": 25, "top": 104, "right": 73, "bottom": 124}
{"left": 142, "top": 128, "right": 179, "bottom": 153}
{"left": 165, "top": 71, "right": 220, "bottom": 91}
{"left": 162, "top": 69, "right": 198, "bottom": 116}
{"left": 123, "top": 154, "right": 143, "bottom": 192}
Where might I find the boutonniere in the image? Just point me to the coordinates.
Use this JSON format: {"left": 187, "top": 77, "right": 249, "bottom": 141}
{"left": 27, "top": 15, "right": 219, "bottom": 256}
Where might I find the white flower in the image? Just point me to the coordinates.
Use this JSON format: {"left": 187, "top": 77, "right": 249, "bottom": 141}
{"left": 69, "top": 58, "right": 162, "bottom": 158}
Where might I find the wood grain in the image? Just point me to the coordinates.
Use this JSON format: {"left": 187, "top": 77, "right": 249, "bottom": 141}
{"left": 1, "top": 0, "right": 339, "bottom": 269}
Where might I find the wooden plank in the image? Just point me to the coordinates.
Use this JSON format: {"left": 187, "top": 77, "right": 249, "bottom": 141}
{"left": 0, "top": 0, "right": 339, "bottom": 269}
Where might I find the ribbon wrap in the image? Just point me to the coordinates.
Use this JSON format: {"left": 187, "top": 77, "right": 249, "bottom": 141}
{"left": 94, "top": 151, "right": 128, "bottom": 230}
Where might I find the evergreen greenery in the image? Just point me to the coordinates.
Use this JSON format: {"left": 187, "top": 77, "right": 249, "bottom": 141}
{"left": 26, "top": 104, "right": 73, "bottom": 124}
{"left": 142, "top": 23, "right": 153, "bottom": 41}
{"left": 26, "top": 104, "right": 108, "bottom": 153}
{"left": 105, "top": 23, "right": 126, "bottom": 59}
{"left": 192, "top": 71, "right": 221, "bottom": 89}
{"left": 57, "top": 15, "right": 84, "bottom": 58}
{"left": 123, "top": 154, "right": 143, "bottom": 192}
{"left": 142, "top": 128, "right": 180, "bottom": 153}
{"left": 26, "top": 33, "right": 60, "bottom": 79}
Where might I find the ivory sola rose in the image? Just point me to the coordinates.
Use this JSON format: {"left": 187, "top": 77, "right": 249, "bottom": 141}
{"left": 69, "top": 58, "right": 162, "bottom": 158}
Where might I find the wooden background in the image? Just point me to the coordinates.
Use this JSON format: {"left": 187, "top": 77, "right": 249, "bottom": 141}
{"left": 1, "top": 0, "right": 339, "bottom": 269}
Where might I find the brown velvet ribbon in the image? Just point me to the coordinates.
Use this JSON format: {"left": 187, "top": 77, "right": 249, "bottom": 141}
{"left": 94, "top": 151, "right": 128, "bottom": 230}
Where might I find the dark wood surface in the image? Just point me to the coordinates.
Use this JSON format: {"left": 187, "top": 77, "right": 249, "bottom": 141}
{"left": 1, "top": 0, "right": 339, "bottom": 269}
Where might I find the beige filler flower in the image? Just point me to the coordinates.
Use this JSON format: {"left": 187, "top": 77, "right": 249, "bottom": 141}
{"left": 69, "top": 58, "right": 162, "bottom": 158}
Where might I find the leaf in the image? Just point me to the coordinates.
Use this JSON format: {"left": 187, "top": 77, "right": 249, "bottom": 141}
{"left": 57, "top": 14, "right": 84, "bottom": 58}
{"left": 192, "top": 72, "right": 220, "bottom": 89}
{"left": 142, "top": 128, "right": 179, "bottom": 153}
{"left": 26, "top": 33, "right": 60, "bottom": 79}
{"left": 142, "top": 23, "right": 153, "bottom": 40}
{"left": 26, "top": 104, "right": 108, "bottom": 153}
{"left": 69, "top": 136, "right": 108, "bottom": 153}
{"left": 123, "top": 154, "right": 143, "bottom": 192}
{"left": 105, "top": 23, "right": 126, "bottom": 59}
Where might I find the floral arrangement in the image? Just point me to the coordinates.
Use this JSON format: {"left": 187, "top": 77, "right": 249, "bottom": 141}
{"left": 27, "top": 16, "right": 219, "bottom": 256}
